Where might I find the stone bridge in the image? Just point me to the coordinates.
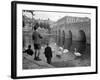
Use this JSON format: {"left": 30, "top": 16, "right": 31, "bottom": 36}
{"left": 52, "top": 16, "right": 91, "bottom": 44}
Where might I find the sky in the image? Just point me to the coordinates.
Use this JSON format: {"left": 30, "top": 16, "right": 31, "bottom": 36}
{"left": 23, "top": 10, "right": 91, "bottom": 22}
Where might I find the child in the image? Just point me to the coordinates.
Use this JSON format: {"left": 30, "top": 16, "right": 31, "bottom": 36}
{"left": 23, "top": 45, "right": 33, "bottom": 56}
{"left": 44, "top": 43, "right": 52, "bottom": 64}
{"left": 32, "top": 24, "right": 42, "bottom": 61}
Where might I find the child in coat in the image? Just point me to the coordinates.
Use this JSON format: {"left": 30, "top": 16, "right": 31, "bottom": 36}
{"left": 44, "top": 43, "right": 52, "bottom": 64}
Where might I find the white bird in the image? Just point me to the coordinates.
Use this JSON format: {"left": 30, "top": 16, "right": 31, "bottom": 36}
{"left": 63, "top": 49, "right": 69, "bottom": 54}
{"left": 74, "top": 48, "right": 82, "bottom": 56}
{"left": 59, "top": 47, "right": 63, "bottom": 51}
{"left": 56, "top": 50, "right": 62, "bottom": 58}
{"left": 56, "top": 46, "right": 63, "bottom": 55}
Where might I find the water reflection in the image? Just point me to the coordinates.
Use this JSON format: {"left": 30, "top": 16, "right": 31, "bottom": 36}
{"left": 64, "top": 39, "right": 72, "bottom": 50}
{"left": 56, "top": 35, "right": 89, "bottom": 56}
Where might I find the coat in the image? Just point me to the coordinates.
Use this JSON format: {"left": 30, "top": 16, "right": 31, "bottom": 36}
{"left": 44, "top": 46, "right": 52, "bottom": 58}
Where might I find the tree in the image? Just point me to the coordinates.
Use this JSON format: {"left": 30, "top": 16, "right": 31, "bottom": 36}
{"left": 23, "top": 10, "right": 35, "bottom": 16}
{"left": 23, "top": 10, "right": 35, "bottom": 28}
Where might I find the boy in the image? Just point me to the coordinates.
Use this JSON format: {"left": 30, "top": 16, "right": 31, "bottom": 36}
{"left": 44, "top": 43, "right": 52, "bottom": 64}
{"left": 32, "top": 23, "right": 42, "bottom": 61}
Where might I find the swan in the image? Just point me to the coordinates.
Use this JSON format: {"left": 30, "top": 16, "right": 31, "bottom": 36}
{"left": 74, "top": 48, "right": 82, "bottom": 56}
{"left": 56, "top": 46, "right": 64, "bottom": 58}
{"left": 63, "top": 49, "right": 69, "bottom": 54}
{"left": 56, "top": 50, "right": 62, "bottom": 58}
{"left": 59, "top": 47, "right": 63, "bottom": 51}
{"left": 56, "top": 47, "right": 63, "bottom": 55}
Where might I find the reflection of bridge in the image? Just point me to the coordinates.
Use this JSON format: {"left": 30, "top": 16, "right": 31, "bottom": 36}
{"left": 52, "top": 16, "right": 91, "bottom": 44}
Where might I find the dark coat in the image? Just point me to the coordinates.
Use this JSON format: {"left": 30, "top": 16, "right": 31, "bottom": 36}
{"left": 44, "top": 46, "right": 52, "bottom": 58}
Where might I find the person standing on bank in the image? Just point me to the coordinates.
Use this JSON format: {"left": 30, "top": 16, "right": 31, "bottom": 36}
{"left": 44, "top": 43, "right": 52, "bottom": 64}
{"left": 32, "top": 23, "right": 42, "bottom": 61}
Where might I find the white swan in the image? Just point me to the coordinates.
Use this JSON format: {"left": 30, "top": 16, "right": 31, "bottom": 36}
{"left": 74, "top": 48, "right": 82, "bottom": 56}
{"left": 56, "top": 47, "right": 63, "bottom": 55}
{"left": 59, "top": 47, "right": 63, "bottom": 51}
{"left": 63, "top": 49, "right": 69, "bottom": 54}
{"left": 56, "top": 50, "right": 62, "bottom": 58}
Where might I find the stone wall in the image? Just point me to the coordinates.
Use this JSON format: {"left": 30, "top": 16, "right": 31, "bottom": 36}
{"left": 52, "top": 16, "right": 91, "bottom": 44}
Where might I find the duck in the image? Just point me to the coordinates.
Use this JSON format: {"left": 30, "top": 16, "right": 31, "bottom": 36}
{"left": 63, "top": 49, "right": 69, "bottom": 54}
{"left": 74, "top": 48, "right": 82, "bottom": 56}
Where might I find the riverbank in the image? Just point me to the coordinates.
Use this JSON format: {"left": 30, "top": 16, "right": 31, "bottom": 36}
{"left": 23, "top": 53, "right": 54, "bottom": 69}
{"left": 23, "top": 41, "right": 90, "bottom": 69}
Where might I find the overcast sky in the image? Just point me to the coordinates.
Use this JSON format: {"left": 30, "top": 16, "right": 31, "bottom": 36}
{"left": 23, "top": 10, "right": 91, "bottom": 21}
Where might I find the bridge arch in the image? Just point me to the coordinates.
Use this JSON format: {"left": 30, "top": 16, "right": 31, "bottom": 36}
{"left": 62, "top": 30, "right": 65, "bottom": 45}
{"left": 58, "top": 29, "right": 61, "bottom": 44}
{"left": 68, "top": 30, "right": 72, "bottom": 39}
{"left": 78, "top": 30, "right": 86, "bottom": 42}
